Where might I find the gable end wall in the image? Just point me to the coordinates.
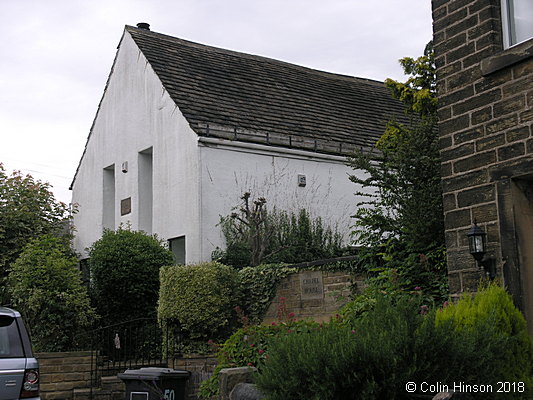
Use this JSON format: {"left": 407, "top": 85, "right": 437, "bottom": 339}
{"left": 71, "top": 31, "right": 202, "bottom": 259}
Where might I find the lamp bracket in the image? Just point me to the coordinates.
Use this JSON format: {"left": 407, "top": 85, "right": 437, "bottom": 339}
{"left": 477, "top": 257, "right": 496, "bottom": 280}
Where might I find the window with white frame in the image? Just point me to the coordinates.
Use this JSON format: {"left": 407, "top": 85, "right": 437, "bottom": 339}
{"left": 501, "top": 0, "right": 533, "bottom": 48}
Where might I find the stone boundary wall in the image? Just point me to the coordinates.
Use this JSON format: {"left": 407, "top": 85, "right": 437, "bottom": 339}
{"left": 171, "top": 354, "right": 218, "bottom": 400}
{"left": 37, "top": 351, "right": 216, "bottom": 400}
{"left": 37, "top": 351, "right": 92, "bottom": 400}
{"left": 262, "top": 270, "right": 365, "bottom": 323}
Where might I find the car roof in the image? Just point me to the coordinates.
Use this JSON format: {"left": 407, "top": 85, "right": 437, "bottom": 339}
{"left": 0, "top": 307, "right": 21, "bottom": 318}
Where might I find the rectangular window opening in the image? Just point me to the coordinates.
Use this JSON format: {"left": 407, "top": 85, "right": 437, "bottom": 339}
{"left": 169, "top": 236, "right": 186, "bottom": 265}
{"left": 138, "top": 148, "right": 153, "bottom": 234}
{"left": 103, "top": 165, "right": 115, "bottom": 231}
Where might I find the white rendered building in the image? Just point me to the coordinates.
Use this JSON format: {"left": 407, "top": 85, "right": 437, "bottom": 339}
{"left": 70, "top": 23, "right": 407, "bottom": 263}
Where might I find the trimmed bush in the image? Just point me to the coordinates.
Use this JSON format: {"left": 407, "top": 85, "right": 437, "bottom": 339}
{"left": 88, "top": 228, "right": 174, "bottom": 326}
{"left": 158, "top": 262, "right": 240, "bottom": 345}
{"left": 8, "top": 235, "right": 96, "bottom": 351}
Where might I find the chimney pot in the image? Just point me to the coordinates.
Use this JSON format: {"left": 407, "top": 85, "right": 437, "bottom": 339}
{"left": 137, "top": 22, "right": 150, "bottom": 30}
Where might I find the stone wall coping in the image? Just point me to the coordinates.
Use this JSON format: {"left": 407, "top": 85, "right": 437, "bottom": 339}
{"left": 36, "top": 351, "right": 92, "bottom": 359}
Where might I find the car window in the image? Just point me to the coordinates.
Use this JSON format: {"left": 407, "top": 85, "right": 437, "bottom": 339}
{"left": 0, "top": 315, "right": 24, "bottom": 358}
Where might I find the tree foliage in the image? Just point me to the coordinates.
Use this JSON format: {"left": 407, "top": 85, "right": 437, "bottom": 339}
{"left": 8, "top": 235, "right": 96, "bottom": 351}
{"left": 348, "top": 43, "right": 447, "bottom": 301}
{"left": 0, "top": 164, "right": 70, "bottom": 305}
{"left": 215, "top": 192, "right": 344, "bottom": 268}
{"left": 88, "top": 228, "right": 174, "bottom": 326}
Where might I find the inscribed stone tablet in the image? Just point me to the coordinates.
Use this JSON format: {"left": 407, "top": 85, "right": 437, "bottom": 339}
{"left": 121, "top": 197, "right": 131, "bottom": 215}
{"left": 300, "top": 271, "right": 324, "bottom": 300}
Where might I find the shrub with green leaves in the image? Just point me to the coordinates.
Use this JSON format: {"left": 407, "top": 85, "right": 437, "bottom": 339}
{"left": 199, "top": 317, "right": 320, "bottom": 399}
{"left": 255, "top": 293, "right": 531, "bottom": 400}
{"left": 88, "top": 228, "right": 174, "bottom": 326}
{"left": 158, "top": 262, "right": 240, "bottom": 346}
{"left": 215, "top": 193, "right": 345, "bottom": 268}
{"left": 8, "top": 234, "right": 96, "bottom": 352}
{"left": 436, "top": 282, "right": 533, "bottom": 385}
{"left": 348, "top": 43, "right": 448, "bottom": 303}
{"left": 238, "top": 264, "right": 297, "bottom": 324}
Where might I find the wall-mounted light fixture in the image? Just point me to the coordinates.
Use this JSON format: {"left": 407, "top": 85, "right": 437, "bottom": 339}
{"left": 121, "top": 161, "right": 128, "bottom": 173}
{"left": 466, "top": 222, "right": 495, "bottom": 280}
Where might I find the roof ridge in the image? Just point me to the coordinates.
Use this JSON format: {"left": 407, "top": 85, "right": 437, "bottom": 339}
{"left": 124, "top": 25, "right": 384, "bottom": 87}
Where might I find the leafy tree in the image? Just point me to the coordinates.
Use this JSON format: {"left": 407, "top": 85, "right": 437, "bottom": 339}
{"left": 8, "top": 234, "right": 96, "bottom": 351}
{"left": 215, "top": 192, "right": 344, "bottom": 268}
{"left": 348, "top": 42, "right": 447, "bottom": 301}
{"left": 88, "top": 228, "right": 174, "bottom": 326}
{"left": 0, "top": 164, "right": 70, "bottom": 305}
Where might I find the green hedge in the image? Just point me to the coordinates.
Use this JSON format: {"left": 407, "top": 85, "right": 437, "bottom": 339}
{"left": 158, "top": 262, "right": 240, "bottom": 345}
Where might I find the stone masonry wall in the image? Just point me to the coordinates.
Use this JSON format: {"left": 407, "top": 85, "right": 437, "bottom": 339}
{"left": 37, "top": 351, "right": 92, "bottom": 399}
{"left": 431, "top": 0, "right": 533, "bottom": 298}
{"left": 262, "top": 270, "right": 365, "bottom": 323}
{"left": 171, "top": 355, "right": 218, "bottom": 400}
{"left": 37, "top": 351, "right": 217, "bottom": 400}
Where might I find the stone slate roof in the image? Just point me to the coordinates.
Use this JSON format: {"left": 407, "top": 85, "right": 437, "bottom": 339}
{"left": 126, "top": 25, "right": 409, "bottom": 155}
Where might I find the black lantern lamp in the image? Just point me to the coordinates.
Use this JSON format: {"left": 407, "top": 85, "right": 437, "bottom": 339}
{"left": 467, "top": 222, "right": 495, "bottom": 279}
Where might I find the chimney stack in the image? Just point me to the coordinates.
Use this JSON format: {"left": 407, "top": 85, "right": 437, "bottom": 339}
{"left": 136, "top": 22, "right": 150, "bottom": 30}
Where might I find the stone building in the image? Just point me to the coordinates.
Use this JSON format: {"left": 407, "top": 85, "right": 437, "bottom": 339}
{"left": 431, "top": 0, "right": 532, "bottom": 332}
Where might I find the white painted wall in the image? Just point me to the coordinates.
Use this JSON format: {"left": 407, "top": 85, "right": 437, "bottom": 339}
{"left": 71, "top": 31, "right": 201, "bottom": 259}
{"left": 72, "top": 30, "right": 373, "bottom": 264}
{"left": 197, "top": 138, "right": 372, "bottom": 261}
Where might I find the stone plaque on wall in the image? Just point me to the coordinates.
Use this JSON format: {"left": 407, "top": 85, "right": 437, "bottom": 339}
{"left": 300, "top": 271, "right": 323, "bottom": 300}
{"left": 121, "top": 197, "right": 131, "bottom": 216}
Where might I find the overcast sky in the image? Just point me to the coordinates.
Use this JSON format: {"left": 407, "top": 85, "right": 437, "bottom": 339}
{"left": 0, "top": 0, "right": 433, "bottom": 205}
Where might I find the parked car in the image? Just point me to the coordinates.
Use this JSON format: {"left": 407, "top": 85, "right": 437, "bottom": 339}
{"left": 0, "top": 308, "right": 39, "bottom": 400}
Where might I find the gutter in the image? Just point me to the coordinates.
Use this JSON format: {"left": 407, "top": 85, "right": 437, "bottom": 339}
{"left": 197, "top": 136, "right": 350, "bottom": 164}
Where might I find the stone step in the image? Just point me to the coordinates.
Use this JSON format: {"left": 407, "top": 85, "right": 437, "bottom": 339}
{"left": 101, "top": 376, "right": 125, "bottom": 392}
{"left": 73, "top": 388, "right": 113, "bottom": 400}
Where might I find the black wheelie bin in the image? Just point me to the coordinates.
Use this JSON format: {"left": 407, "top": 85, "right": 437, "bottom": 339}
{"left": 118, "top": 367, "right": 190, "bottom": 400}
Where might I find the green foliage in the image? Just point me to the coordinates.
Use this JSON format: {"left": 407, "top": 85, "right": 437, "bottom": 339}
{"left": 256, "top": 294, "right": 531, "bottom": 400}
{"left": 8, "top": 235, "right": 96, "bottom": 352}
{"left": 436, "top": 282, "right": 533, "bottom": 385}
{"left": 199, "top": 315, "right": 320, "bottom": 399}
{"left": 348, "top": 42, "right": 447, "bottom": 302}
{"left": 238, "top": 264, "right": 297, "bottom": 324}
{"left": 215, "top": 192, "right": 344, "bottom": 268}
{"left": 88, "top": 228, "right": 174, "bottom": 326}
{"left": 0, "top": 164, "right": 70, "bottom": 305}
{"left": 158, "top": 262, "right": 241, "bottom": 346}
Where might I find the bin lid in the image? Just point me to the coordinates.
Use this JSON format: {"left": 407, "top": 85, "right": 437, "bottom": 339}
{"left": 117, "top": 367, "right": 191, "bottom": 381}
